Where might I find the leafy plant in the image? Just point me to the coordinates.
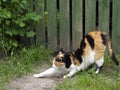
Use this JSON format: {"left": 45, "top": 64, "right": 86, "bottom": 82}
{"left": 0, "top": 0, "right": 42, "bottom": 56}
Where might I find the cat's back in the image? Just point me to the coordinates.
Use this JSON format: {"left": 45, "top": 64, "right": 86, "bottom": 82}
{"left": 87, "top": 31, "right": 107, "bottom": 45}
{"left": 86, "top": 31, "right": 107, "bottom": 60}
{"left": 88, "top": 31, "right": 102, "bottom": 40}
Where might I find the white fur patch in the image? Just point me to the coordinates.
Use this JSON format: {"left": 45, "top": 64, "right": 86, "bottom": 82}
{"left": 95, "top": 58, "right": 104, "bottom": 67}
{"left": 33, "top": 67, "right": 69, "bottom": 78}
{"left": 77, "top": 50, "right": 95, "bottom": 71}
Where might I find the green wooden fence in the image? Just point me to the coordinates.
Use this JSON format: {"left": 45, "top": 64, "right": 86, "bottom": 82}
{"left": 28, "top": 0, "right": 120, "bottom": 53}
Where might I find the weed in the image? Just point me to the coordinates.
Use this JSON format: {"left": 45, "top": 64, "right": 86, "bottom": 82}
{"left": 0, "top": 46, "right": 51, "bottom": 90}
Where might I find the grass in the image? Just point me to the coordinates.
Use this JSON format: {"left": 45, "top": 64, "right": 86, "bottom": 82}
{"left": 55, "top": 54, "right": 120, "bottom": 90}
{"left": 0, "top": 46, "right": 52, "bottom": 90}
{"left": 0, "top": 46, "right": 120, "bottom": 90}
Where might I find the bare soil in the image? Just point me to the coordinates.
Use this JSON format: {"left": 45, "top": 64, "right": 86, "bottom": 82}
{"left": 5, "top": 64, "right": 62, "bottom": 90}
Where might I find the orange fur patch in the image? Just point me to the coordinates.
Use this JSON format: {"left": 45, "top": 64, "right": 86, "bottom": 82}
{"left": 70, "top": 55, "right": 80, "bottom": 66}
{"left": 54, "top": 60, "right": 64, "bottom": 68}
{"left": 87, "top": 31, "right": 106, "bottom": 60}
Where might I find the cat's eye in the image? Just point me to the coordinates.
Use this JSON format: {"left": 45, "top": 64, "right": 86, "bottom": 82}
{"left": 60, "top": 57, "right": 63, "bottom": 59}
{"left": 55, "top": 58, "right": 63, "bottom": 62}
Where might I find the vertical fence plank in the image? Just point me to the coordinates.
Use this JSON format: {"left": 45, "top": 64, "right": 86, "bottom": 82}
{"left": 72, "top": 0, "right": 83, "bottom": 49}
{"left": 99, "top": 0, "right": 109, "bottom": 32}
{"left": 47, "top": 0, "right": 57, "bottom": 50}
{"left": 59, "top": 0, "right": 70, "bottom": 51}
{"left": 35, "top": 0, "right": 45, "bottom": 46}
{"left": 29, "top": 0, "right": 35, "bottom": 45}
{"left": 85, "top": 0, "right": 96, "bottom": 33}
{"left": 112, "top": 0, "right": 120, "bottom": 53}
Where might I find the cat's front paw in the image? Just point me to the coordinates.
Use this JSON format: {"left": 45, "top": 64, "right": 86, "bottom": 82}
{"left": 63, "top": 75, "right": 70, "bottom": 79}
{"left": 33, "top": 74, "right": 41, "bottom": 78}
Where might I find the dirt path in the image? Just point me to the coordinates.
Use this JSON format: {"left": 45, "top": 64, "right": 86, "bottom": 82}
{"left": 5, "top": 65, "right": 62, "bottom": 90}
{"left": 6, "top": 75, "right": 60, "bottom": 90}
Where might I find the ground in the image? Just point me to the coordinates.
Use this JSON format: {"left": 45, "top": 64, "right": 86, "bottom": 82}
{"left": 6, "top": 75, "right": 60, "bottom": 90}
{"left": 5, "top": 64, "right": 61, "bottom": 90}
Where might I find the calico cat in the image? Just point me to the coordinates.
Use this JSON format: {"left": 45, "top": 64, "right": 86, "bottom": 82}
{"left": 33, "top": 31, "right": 119, "bottom": 78}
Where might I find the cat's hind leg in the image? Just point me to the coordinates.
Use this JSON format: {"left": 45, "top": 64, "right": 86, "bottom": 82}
{"left": 95, "top": 58, "right": 104, "bottom": 74}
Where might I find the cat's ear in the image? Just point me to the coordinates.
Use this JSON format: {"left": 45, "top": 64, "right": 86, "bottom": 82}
{"left": 59, "top": 48, "right": 65, "bottom": 54}
{"left": 52, "top": 48, "right": 65, "bottom": 56}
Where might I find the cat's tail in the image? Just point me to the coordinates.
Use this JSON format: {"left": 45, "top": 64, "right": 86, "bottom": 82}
{"left": 104, "top": 32, "right": 119, "bottom": 65}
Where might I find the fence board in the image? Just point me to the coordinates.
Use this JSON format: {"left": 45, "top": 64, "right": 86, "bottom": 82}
{"left": 59, "top": 0, "right": 70, "bottom": 51}
{"left": 25, "top": 0, "right": 120, "bottom": 53}
{"left": 72, "top": 0, "right": 83, "bottom": 49}
{"left": 47, "top": 0, "right": 57, "bottom": 50}
{"left": 85, "top": 0, "right": 96, "bottom": 33}
{"left": 112, "top": 0, "right": 120, "bottom": 53}
{"left": 35, "top": 0, "right": 45, "bottom": 46}
{"left": 99, "top": 0, "right": 109, "bottom": 32}
{"left": 29, "top": 0, "right": 36, "bottom": 45}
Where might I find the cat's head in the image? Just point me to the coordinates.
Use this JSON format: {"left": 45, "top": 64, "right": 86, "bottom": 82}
{"left": 53, "top": 49, "right": 66, "bottom": 69}
{"left": 53, "top": 49, "right": 74, "bottom": 69}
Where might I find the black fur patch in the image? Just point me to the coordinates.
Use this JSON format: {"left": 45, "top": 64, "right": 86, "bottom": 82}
{"left": 79, "top": 37, "right": 86, "bottom": 55}
{"left": 101, "top": 34, "right": 107, "bottom": 46}
{"left": 86, "top": 34, "right": 94, "bottom": 49}
{"left": 63, "top": 53, "right": 71, "bottom": 68}
{"left": 74, "top": 37, "right": 86, "bottom": 64}
{"left": 75, "top": 48, "right": 83, "bottom": 63}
